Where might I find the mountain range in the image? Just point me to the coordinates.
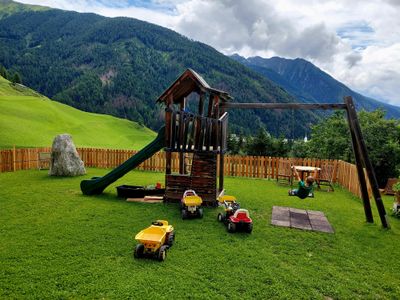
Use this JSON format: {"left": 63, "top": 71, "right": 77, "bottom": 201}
{"left": 0, "top": 0, "right": 398, "bottom": 139}
{"left": 231, "top": 54, "right": 400, "bottom": 119}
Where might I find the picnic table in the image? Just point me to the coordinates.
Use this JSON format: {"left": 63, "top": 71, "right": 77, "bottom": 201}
{"left": 292, "top": 166, "right": 321, "bottom": 188}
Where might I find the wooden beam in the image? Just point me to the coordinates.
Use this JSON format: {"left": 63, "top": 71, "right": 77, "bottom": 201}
{"left": 344, "top": 96, "right": 390, "bottom": 229}
{"left": 345, "top": 99, "right": 373, "bottom": 223}
{"left": 221, "top": 102, "right": 347, "bottom": 110}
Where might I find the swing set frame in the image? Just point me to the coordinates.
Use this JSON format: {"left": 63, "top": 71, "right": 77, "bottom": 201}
{"left": 220, "top": 96, "right": 390, "bottom": 229}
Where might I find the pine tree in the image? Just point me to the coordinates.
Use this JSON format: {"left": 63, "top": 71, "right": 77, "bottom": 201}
{"left": 0, "top": 66, "right": 8, "bottom": 79}
{"left": 12, "top": 72, "right": 22, "bottom": 84}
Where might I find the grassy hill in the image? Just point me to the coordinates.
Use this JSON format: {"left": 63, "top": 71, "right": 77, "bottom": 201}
{"left": 0, "top": 76, "right": 156, "bottom": 149}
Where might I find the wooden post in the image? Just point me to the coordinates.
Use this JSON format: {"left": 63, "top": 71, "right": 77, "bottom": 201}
{"left": 165, "top": 95, "right": 173, "bottom": 175}
{"left": 198, "top": 92, "right": 205, "bottom": 116}
{"left": 27, "top": 149, "right": 31, "bottom": 170}
{"left": 213, "top": 95, "right": 220, "bottom": 150}
{"left": 219, "top": 152, "right": 224, "bottom": 192}
{"left": 12, "top": 145, "right": 16, "bottom": 172}
{"left": 214, "top": 94, "right": 220, "bottom": 118}
{"left": 345, "top": 96, "right": 389, "bottom": 228}
{"left": 345, "top": 99, "right": 373, "bottom": 223}
{"left": 195, "top": 92, "right": 205, "bottom": 150}
{"left": 179, "top": 98, "right": 186, "bottom": 174}
{"left": 171, "top": 111, "right": 177, "bottom": 151}
{"left": 207, "top": 94, "right": 214, "bottom": 118}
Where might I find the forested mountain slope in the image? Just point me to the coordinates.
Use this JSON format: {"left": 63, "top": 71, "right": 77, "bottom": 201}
{"left": 0, "top": 0, "right": 317, "bottom": 137}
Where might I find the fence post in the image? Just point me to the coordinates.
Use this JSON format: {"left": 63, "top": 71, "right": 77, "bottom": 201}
{"left": 12, "top": 145, "right": 16, "bottom": 172}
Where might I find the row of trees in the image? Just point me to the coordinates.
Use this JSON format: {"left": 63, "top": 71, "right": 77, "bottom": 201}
{"left": 0, "top": 65, "right": 22, "bottom": 84}
{"left": 227, "top": 110, "right": 400, "bottom": 187}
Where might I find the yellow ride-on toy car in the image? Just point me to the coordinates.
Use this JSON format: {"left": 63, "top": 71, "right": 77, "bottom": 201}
{"left": 181, "top": 190, "right": 203, "bottom": 219}
{"left": 134, "top": 220, "right": 175, "bottom": 261}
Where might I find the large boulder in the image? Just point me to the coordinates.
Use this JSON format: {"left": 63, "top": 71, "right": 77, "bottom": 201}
{"left": 49, "top": 134, "right": 86, "bottom": 176}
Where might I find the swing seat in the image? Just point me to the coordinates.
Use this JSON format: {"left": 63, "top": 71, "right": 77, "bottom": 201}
{"left": 288, "top": 190, "right": 314, "bottom": 198}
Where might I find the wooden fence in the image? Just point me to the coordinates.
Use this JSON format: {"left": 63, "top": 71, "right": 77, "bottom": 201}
{"left": 0, "top": 147, "right": 52, "bottom": 172}
{"left": 0, "top": 146, "right": 371, "bottom": 198}
{"left": 336, "top": 160, "right": 372, "bottom": 198}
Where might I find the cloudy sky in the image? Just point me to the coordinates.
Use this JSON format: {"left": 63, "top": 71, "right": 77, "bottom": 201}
{"left": 16, "top": 0, "right": 400, "bottom": 107}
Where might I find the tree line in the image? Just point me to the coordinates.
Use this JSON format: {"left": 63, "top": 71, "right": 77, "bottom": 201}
{"left": 0, "top": 64, "right": 22, "bottom": 84}
{"left": 227, "top": 110, "right": 400, "bottom": 187}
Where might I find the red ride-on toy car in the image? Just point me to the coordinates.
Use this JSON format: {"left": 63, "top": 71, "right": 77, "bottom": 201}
{"left": 217, "top": 195, "right": 253, "bottom": 233}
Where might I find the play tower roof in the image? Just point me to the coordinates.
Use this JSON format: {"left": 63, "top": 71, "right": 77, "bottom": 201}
{"left": 156, "top": 68, "right": 231, "bottom": 104}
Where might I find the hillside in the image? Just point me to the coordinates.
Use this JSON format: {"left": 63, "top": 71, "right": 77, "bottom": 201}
{"left": 0, "top": 0, "right": 49, "bottom": 19}
{"left": 0, "top": 75, "right": 155, "bottom": 149}
{"left": 231, "top": 55, "right": 400, "bottom": 119}
{"left": 0, "top": 1, "right": 317, "bottom": 137}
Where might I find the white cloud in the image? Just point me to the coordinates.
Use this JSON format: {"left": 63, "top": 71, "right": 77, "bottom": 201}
{"left": 174, "top": 0, "right": 343, "bottom": 62}
{"left": 15, "top": 0, "right": 176, "bottom": 27}
{"left": 337, "top": 43, "right": 400, "bottom": 105}
{"left": 14, "top": 0, "right": 400, "bottom": 107}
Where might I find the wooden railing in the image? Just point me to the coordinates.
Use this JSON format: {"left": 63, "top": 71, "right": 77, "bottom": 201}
{"left": 168, "top": 111, "right": 228, "bottom": 153}
{"left": 0, "top": 147, "right": 371, "bottom": 198}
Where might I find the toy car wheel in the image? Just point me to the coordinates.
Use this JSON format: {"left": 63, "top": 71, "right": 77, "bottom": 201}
{"left": 198, "top": 208, "right": 203, "bottom": 218}
{"left": 167, "top": 231, "right": 175, "bottom": 246}
{"left": 227, "top": 221, "right": 236, "bottom": 233}
{"left": 246, "top": 222, "right": 253, "bottom": 233}
{"left": 181, "top": 209, "right": 187, "bottom": 220}
{"left": 158, "top": 245, "right": 168, "bottom": 261}
{"left": 217, "top": 213, "right": 224, "bottom": 222}
{"left": 134, "top": 243, "right": 144, "bottom": 259}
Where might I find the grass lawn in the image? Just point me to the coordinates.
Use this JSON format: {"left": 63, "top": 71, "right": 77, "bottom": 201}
{"left": 1, "top": 169, "right": 400, "bottom": 299}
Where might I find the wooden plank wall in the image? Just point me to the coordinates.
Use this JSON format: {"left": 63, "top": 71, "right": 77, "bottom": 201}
{"left": 0, "top": 147, "right": 372, "bottom": 199}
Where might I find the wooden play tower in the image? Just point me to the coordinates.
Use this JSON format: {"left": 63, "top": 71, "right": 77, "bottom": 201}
{"left": 157, "top": 69, "right": 230, "bottom": 205}
{"left": 157, "top": 68, "right": 389, "bottom": 228}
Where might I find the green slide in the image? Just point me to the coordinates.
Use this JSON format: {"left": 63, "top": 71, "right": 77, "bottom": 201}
{"left": 80, "top": 126, "right": 165, "bottom": 195}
